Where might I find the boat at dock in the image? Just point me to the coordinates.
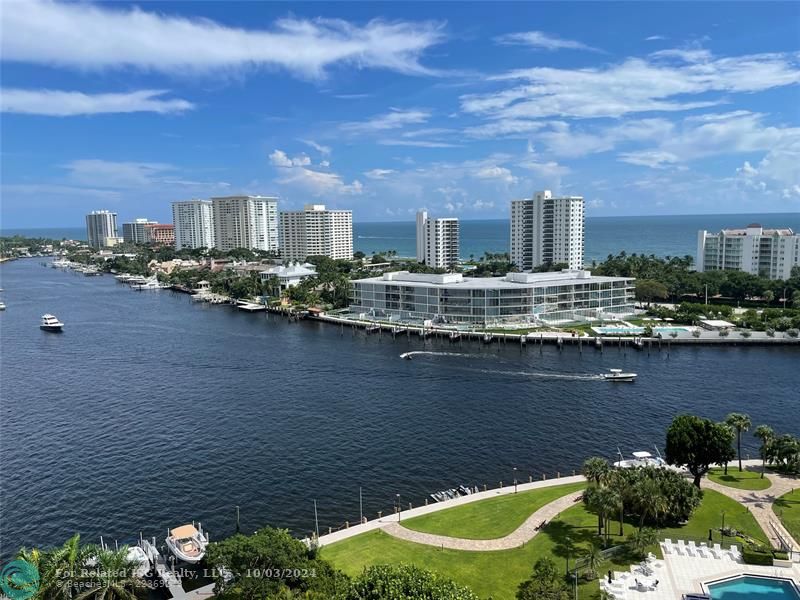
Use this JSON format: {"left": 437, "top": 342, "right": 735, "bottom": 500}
{"left": 613, "top": 448, "right": 666, "bottom": 469}
{"left": 236, "top": 301, "right": 266, "bottom": 312}
{"left": 429, "top": 484, "right": 479, "bottom": 503}
{"left": 40, "top": 314, "right": 64, "bottom": 332}
{"left": 165, "top": 523, "right": 208, "bottom": 564}
{"left": 602, "top": 368, "right": 637, "bottom": 382}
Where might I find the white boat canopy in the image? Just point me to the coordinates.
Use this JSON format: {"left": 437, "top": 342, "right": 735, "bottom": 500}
{"left": 632, "top": 451, "right": 653, "bottom": 458}
{"left": 170, "top": 524, "right": 199, "bottom": 539}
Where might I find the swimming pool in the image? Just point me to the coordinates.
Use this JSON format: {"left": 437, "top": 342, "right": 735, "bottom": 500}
{"left": 707, "top": 575, "right": 800, "bottom": 599}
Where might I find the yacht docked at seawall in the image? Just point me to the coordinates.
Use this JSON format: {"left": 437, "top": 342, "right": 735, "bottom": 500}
{"left": 613, "top": 448, "right": 666, "bottom": 469}
{"left": 165, "top": 523, "right": 208, "bottom": 564}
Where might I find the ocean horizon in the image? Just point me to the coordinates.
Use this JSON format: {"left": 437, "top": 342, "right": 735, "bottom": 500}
{"left": 3, "top": 212, "right": 799, "bottom": 264}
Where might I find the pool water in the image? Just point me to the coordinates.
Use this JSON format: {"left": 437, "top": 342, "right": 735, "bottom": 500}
{"left": 707, "top": 576, "right": 800, "bottom": 599}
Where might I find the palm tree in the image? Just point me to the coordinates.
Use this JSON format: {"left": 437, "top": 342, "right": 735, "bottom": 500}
{"left": 753, "top": 425, "right": 775, "bottom": 478}
{"left": 76, "top": 547, "right": 145, "bottom": 600}
{"left": 606, "top": 470, "right": 628, "bottom": 537}
{"left": 596, "top": 488, "right": 621, "bottom": 546}
{"left": 581, "top": 457, "right": 609, "bottom": 486}
{"left": 633, "top": 477, "right": 667, "bottom": 530}
{"left": 626, "top": 527, "right": 659, "bottom": 558}
{"left": 726, "top": 413, "right": 752, "bottom": 472}
{"left": 36, "top": 534, "right": 97, "bottom": 600}
{"left": 582, "top": 543, "right": 602, "bottom": 579}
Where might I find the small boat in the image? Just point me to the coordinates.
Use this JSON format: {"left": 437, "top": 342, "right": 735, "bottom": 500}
{"left": 0, "top": 302, "right": 6, "bottom": 311}
{"left": 613, "top": 449, "right": 666, "bottom": 469}
{"left": 483, "top": 333, "right": 493, "bottom": 344}
{"left": 165, "top": 523, "right": 207, "bottom": 564}
{"left": 40, "top": 314, "right": 64, "bottom": 332}
{"left": 400, "top": 352, "right": 412, "bottom": 360}
{"left": 126, "top": 545, "right": 152, "bottom": 578}
{"left": 603, "top": 368, "right": 637, "bottom": 382}
{"left": 449, "top": 331, "right": 461, "bottom": 341}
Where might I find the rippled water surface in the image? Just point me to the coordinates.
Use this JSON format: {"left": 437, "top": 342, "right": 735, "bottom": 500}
{"left": 1, "top": 259, "right": 798, "bottom": 557}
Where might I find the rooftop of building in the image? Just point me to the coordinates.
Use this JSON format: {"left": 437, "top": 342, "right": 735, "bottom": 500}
{"left": 260, "top": 262, "right": 317, "bottom": 277}
{"left": 707, "top": 225, "right": 796, "bottom": 236}
{"left": 353, "top": 269, "right": 632, "bottom": 290}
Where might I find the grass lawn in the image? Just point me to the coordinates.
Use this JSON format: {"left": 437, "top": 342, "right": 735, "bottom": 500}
{"left": 323, "top": 487, "right": 764, "bottom": 600}
{"left": 775, "top": 489, "right": 800, "bottom": 545}
{"left": 402, "top": 482, "right": 585, "bottom": 539}
{"left": 708, "top": 467, "right": 772, "bottom": 490}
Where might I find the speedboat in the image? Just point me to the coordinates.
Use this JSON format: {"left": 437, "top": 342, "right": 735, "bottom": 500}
{"left": 0, "top": 302, "right": 6, "bottom": 311}
{"left": 40, "top": 314, "right": 64, "bottom": 332}
{"left": 613, "top": 450, "right": 666, "bottom": 469}
{"left": 400, "top": 352, "right": 412, "bottom": 360}
{"left": 603, "top": 368, "right": 637, "bottom": 382}
{"left": 165, "top": 523, "right": 207, "bottom": 564}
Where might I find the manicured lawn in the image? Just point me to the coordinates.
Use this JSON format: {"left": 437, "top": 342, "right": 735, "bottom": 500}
{"left": 708, "top": 467, "right": 771, "bottom": 490}
{"left": 323, "top": 488, "right": 765, "bottom": 600}
{"left": 775, "top": 489, "right": 800, "bottom": 545}
{"left": 402, "top": 482, "right": 585, "bottom": 539}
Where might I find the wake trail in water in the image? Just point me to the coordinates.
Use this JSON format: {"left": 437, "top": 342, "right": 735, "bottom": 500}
{"left": 399, "top": 351, "right": 604, "bottom": 381}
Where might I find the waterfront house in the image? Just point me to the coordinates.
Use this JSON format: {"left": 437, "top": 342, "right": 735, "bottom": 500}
{"left": 350, "top": 269, "right": 635, "bottom": 326}
{"left": 259, "top": 262, "right": 318, "bottom": 290}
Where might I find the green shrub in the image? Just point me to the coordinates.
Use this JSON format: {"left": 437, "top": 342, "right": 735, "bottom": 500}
{"left": 773, "top": 550, "right": 789, "bottom": 560}
{"left": 741, "top": 544, "right": 773, "bottom": 565}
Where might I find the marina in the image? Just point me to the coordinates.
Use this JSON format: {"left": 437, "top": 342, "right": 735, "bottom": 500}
{"left": 2, "top": 258, "right": 800, "bottom": 561}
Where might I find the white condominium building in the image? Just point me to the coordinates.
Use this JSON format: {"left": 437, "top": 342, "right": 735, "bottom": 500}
{"left": 697, "top": 224, "right": 800, "bottom": 280}
{"left": 85, "top": 210, "right": 118, "bottom": 248}
{"left": 172, "top": 200, "right": 215, "bottom": 250}
{"left": 350, "top": 269, "right": 634, "bottom": 326}
{"left": 279, "top": 204, "right": 353, "bottom": 261}
{"left": 510, "top": 190, "right": 585, "bottom": 271}
{"left": 416, "top": 211, "right": 460, "bottom": 270}
{"left": 211, "top": 195, "right": 279, "bottom": 252}
{"left": 122, "top": 218, "right": 157, "bottom": 244}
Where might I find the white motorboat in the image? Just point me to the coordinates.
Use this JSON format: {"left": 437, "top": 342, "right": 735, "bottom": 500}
{"left": 165, "top": 523, "right": 207, "bottom": 564}
{"left": 613, "top": 450, "right": 666, "bottom": 469}
{"left": 126, "top": 545, "right": 151, "bottom": 578}
{"left": 0, "top": 302, "right": 6, "bottom": 311}
{"left": 603, "top": 368, "right": 637, "bottom": 382}
{"left": 132, "top": 278, "right": 168, "bottom": 290}
{"left": 40, "top": 314, "right": 64, "bottom": 332}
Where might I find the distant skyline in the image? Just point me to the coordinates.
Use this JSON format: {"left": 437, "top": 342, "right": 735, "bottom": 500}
{"left": 2, "top": 1, "right": 799, "bottom": 228}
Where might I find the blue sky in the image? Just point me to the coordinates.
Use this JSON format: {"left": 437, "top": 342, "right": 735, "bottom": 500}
{"left": 1, "top": 1, "right": 799, "bottom": 227}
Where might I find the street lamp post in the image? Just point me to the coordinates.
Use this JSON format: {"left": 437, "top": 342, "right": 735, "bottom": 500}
{"left": 513, "top": 467, "right": 518, "bottom": 494}
{"left": 565, "top": 535, "right": 572, "bottom": 576}
{"left": 396, "top": 493, "right": 401, "bottom": 522}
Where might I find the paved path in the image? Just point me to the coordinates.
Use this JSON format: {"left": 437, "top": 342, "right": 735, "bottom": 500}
{"left": 383, "top": 490, "right": 584, "bottom": 551}
{"left": 702, "top": 460, "right": 799, "bottom": 551}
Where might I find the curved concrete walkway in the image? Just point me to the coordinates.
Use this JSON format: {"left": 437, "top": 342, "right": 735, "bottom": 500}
{"left": 383, "top": 490, "right": 584, "bottom": 551}
{"left": 703, "top": 459, "right": 799, "bottom": 550}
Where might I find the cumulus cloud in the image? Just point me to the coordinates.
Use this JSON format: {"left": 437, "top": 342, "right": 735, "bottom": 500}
{"left": 1, "top": 0, "right": 445, "bottom": 79}
{"left": 299, "top": 139, "right": 331, "bottom": 155}
{"left": 0, "top": 88, "right": 193, "bottom": 116}
{"left": 270, "top": 148, "right": 362, "bottom": 196}
{"left": 474, "top": 166, "right": 518, "bottom": 184}
{"left": 495, "top": 31, "right": 601, "bottom": 53}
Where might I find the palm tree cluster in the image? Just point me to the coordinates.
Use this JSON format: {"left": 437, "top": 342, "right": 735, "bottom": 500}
{"left": 753, "top": 425, "right": 800, "bottom": 475}
{"left": 582, "top": 458, "right": 702, "bottom": 546}
{"left": 16, "top": 534, "right": 145, "bottom": 600}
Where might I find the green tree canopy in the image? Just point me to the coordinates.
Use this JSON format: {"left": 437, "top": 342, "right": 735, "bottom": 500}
{"left": 666, "top": 415, "right": 736, "bottom": 487}
{"left": 348, "top": 564, "right": 479, "bottom": 600}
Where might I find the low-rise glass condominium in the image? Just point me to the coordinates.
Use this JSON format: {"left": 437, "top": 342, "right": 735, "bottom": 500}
{"left": 212, "top": 195, "right": 279, "bottom": 253}
{"left": 279, "top": 204, "right": 353, "bottom": 261}
{"left": 416, "top": 211, "right": 460, "bottom": 269}
{"left": 510, "top": 190, "right": 585, "bottom": 271}
{"left": 85, "top": 210, "right": 118, "bottom": 248}
{"left": 172, "top": 200, "right": 215, "bottom": 250}
{"left": 697, "top": 224, "right": 800, "bottom": 280}
{"left": 122, "top": 218, "right": 157, "bottom": 244}
{"left": 350, "top": 269, "right": 634, "bottom": 326}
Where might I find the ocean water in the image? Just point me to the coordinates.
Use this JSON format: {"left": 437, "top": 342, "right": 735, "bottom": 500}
{"left": 4, "top": 212, "right": 799, "bottom": 263}
{"left": 1, "top": 259, "right": 798, "bottom": 559}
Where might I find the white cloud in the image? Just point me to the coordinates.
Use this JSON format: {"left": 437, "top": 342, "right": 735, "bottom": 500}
{"left": 461, "top": 51, "right": 800, "bottom": 121}
{"left": 537, "top": 118, "right": 675, "bottom": 158}
{"left": 618, "top": 150, "right": 680, "bottom": 168}
{"left": 299, "top": 139, "right": 331, "bottom": 155}
{"left": 341, "top": 108, "right": 430, "bottom": 134}
{"left": 269, "top": 150, "right": 311, "bottom": 167}
{"left": 645, "top": 35, "right": 667, "bottom": 41}
{"left": 270, "top": 148, "right": 362, "bottom": 196}
{"left": 464, "top": 119, "right": 545, "bottom": 139}
{"left": 64, "top": 159, "right": 175, "bottom": 187}
{"left": 474, "top": 166, "right": 518, "bottom": 184}
{"left": 0, "top": 88, "right": 192, "bottom": 116}
{"left": 377, "top": 139, "right": 460, "bottom": 148}
{"left": 364, "top": 168, "right": 396, "bottom": 179}
{"left": 495, "top": 31, "right": 601, "bottom": 53}
{"left": 1, "top": 0, "right": 445, "bottom": 79}
{"left": 1, "top": 183, "right": 122, "bottom": 201}
{"left": 320, "top": 160, "right": 331, "bottom": 167}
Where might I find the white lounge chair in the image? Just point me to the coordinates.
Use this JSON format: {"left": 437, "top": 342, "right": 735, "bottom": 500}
{"left": 662, "top": 542, "right": 672, "bottom": 554}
